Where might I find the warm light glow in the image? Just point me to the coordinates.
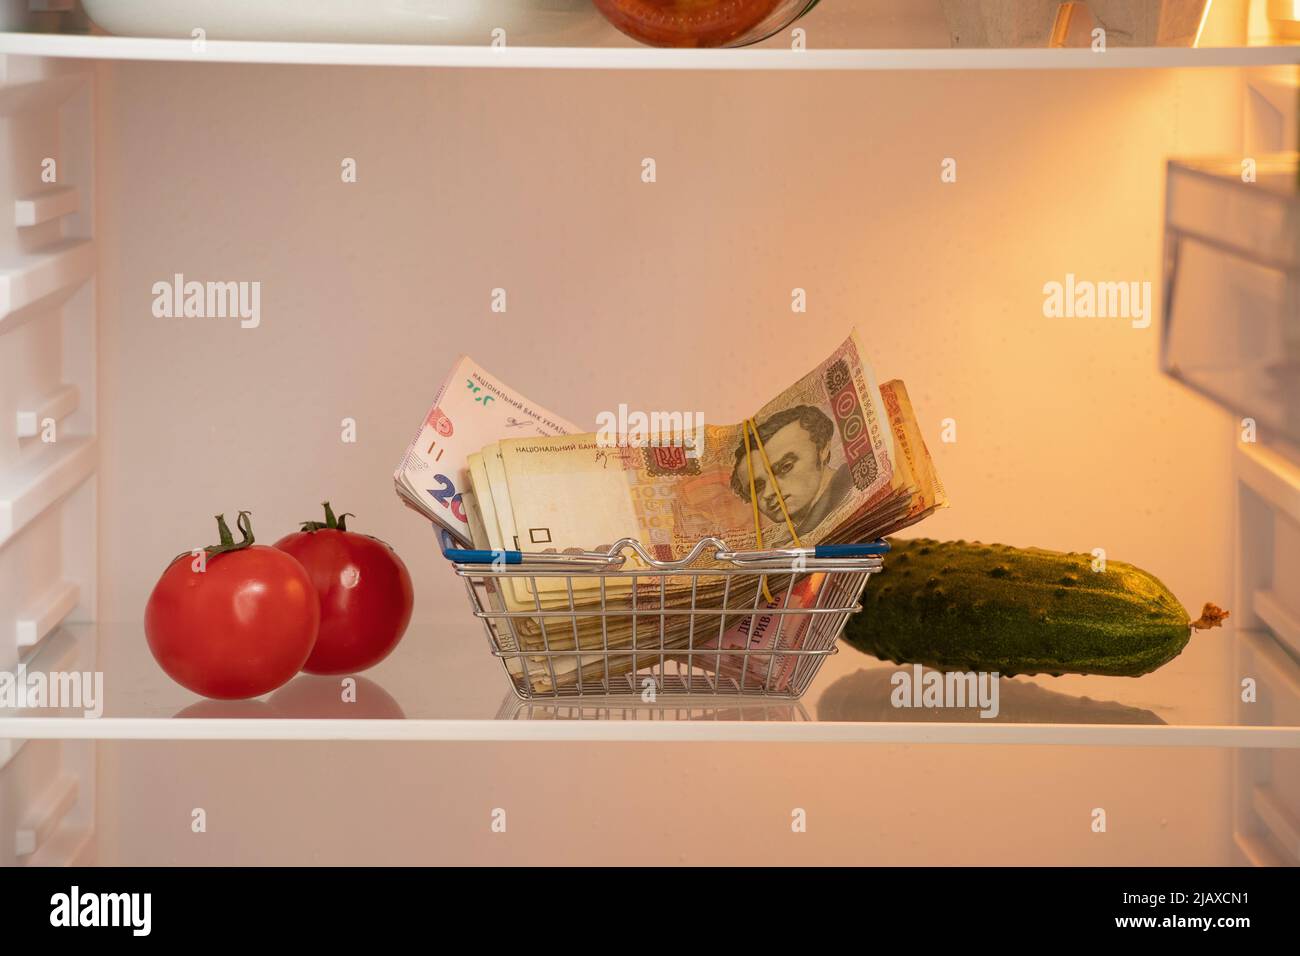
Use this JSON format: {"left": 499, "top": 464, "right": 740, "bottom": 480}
{"left": 1192, "top": 0, "right": 1214, "bottom": 48}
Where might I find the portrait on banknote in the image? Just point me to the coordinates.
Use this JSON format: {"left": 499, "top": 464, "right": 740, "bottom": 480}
{"left": 727, "top": 404, "right": 854, "bottom": 538}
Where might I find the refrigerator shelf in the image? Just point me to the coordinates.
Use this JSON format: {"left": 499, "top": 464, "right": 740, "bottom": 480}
{"left": 1, "top": 619, "right": 1296, "bottom": 747}
{"left": 1, "top": 32, "right": 1298, "bottom": 71}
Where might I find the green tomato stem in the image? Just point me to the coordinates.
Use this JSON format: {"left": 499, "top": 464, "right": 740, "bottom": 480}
{"left": 300, "top": 501, "right": 356, "bottom": 533}
{"left": 205, "top": 511, "right": 255, "bottom": 557}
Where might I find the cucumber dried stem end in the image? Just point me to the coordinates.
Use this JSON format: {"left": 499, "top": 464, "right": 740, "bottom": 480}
{"left": 1191, "top": 602, "right": 1229, "bottom": 631}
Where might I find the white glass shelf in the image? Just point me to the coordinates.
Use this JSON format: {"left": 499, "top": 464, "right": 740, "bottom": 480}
{"left": 1, "top": 609, "right": 1296, "bottom": 747}
{"left": 0, "top": 32, "right": 1298, "bottom": 70}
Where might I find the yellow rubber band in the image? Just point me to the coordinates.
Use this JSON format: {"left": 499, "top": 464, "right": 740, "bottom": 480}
{"left": 743, "top": 423, "right": 764, "bottom": 548}
{"left": 743, "top": 417, "right": 803, "bottom": 604}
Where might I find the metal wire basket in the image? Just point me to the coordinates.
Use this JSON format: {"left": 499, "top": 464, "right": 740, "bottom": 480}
{"left": 442, "top": 534, "right": 888, "bottom": 700}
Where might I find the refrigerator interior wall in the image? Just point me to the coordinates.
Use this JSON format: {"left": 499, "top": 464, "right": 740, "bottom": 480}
{"left": 79, "top": 59, "right": 1262, "bottom": 863}
{"left": 0, "top": 51, "right": 96, "bottom": 866}
{"left": 1163, "top": 66, "right": 1300, "bottom": 868}
{"left": 1234, "top": 441, "right": 1300, "bottom": 865}
{"left": 93, "top": 740, "right": 1243, "bottom": 865}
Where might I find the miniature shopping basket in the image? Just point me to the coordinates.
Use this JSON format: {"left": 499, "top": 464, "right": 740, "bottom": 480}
{"left": 441, "top": 533, "right": 888, "bottom": 700}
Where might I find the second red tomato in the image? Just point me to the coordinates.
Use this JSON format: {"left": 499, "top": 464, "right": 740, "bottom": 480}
{"left": 274, "top": 503, "right": 414, "bottom": 675}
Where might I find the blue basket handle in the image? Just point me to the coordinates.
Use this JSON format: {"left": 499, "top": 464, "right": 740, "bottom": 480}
{"left": 436, "top": 529, "right": 519, "bottom": 564}
{"left": 812, "top": 541, "right": 890, "bottom": 558}
{"left": 442, "top": 547, "right": 524, "bottom": 565}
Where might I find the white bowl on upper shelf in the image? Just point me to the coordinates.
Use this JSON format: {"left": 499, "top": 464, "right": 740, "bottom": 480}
{"left": 80, "top": 0, "right": 620, "bottom": 46}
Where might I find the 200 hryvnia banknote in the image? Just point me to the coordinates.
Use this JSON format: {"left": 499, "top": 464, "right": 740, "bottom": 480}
{"left": 393, "top": 355, "right": 579, "bottom": 546}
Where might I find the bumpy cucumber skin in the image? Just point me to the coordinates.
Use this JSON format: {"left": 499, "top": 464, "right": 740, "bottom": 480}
{"left": 845, "top": 538, "right": 1191, "bottom": 677}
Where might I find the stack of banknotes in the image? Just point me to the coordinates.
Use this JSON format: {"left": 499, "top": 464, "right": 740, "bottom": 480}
{"left": 394, "top": 330, "right": 946, "bottom": 692}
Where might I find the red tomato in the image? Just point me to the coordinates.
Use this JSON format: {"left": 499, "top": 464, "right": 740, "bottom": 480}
{"left": 146, "top": 512, "right": 320, "bottom": 700}
{"left": 273, "top": 503, "right": 414, "bottom": 675}
{"left": 593, "top": 0, "right": 783, "bottom": 48}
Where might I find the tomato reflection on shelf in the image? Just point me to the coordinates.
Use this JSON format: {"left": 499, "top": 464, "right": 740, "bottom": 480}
{"left": 173, "top": 676, "right": 405, "bottom": 720}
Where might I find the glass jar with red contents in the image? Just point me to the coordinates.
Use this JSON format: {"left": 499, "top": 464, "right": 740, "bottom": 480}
{"left": 593, "top": 0, "right": 823, "bottom": 48}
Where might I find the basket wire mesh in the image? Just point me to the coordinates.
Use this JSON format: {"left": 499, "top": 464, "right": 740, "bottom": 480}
{"left": 445, "top": 536, "right": 886, "bottom": 700}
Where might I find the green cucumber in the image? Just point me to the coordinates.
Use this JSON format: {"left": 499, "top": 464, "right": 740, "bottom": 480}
{"left": 844, "top": 538, "right": 1226, "bottom": 678}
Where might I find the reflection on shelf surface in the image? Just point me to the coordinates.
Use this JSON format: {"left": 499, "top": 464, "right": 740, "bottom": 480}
{"left": 1, "top": 609, "right": 1296, "bottom": 747}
